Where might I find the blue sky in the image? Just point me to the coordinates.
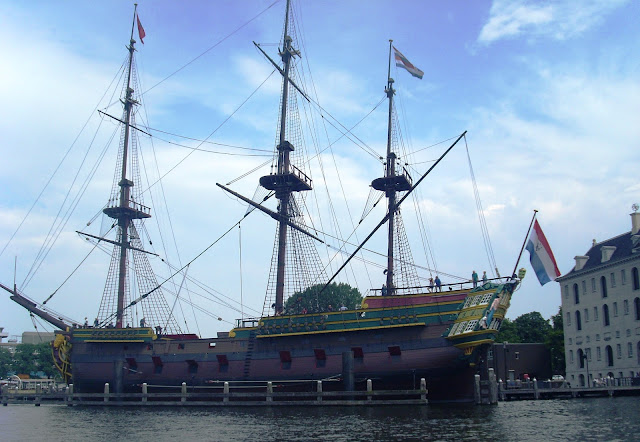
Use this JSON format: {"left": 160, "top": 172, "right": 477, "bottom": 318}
{"left": 0, "top": 0, "right": 639, "bottom": 339}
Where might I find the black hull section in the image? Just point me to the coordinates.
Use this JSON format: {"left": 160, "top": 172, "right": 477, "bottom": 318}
{"left": 68, "top": 323, "right": 485, "bottom": 402}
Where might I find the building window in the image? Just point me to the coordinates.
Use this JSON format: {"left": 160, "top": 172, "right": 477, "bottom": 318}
{"left": 616, "top": 344, "right": 622, "bottom": 359}
{"left": 628, "top": 342, "right": 633, "bottom": 358}
{"left": 624, "top": 300, "right": 629, "bottom": 315}
{"left": 621, "top": 269, "right": 627, "bottom": 285}
{"left": 586, "top": 336, "right": 590, "bottom": 343}
{"left": 573, "top": 284, "right": 580, "bottom": 304}
{"left": 594, "top": 307, "right": 599, "bottom": 321}
{"left": 591, "top": 278, "right": 596, "bottom": 292}
{"left": 596, "top": 334, "right": 600, "bottom": 341}
{"left": 597, "top": 347, "right": 601, "bottom": 361}
{"left": 566, "top": 312, "right": 572, "bottom": 326}
{"left": 632, "top": 267, "right": 639, "bottom": 290}
{"left": 603, "top": 304, "right": 610, "bottom": 326}
{"left": 569, "top": 338, "right": 573, "bottom": 345}
{"left": 635, "top": 297, "right": 640, "bottom": 320}
{"left": 615, "top": 330, "right": 620, "bottom": 338}
{"left": 564, "top": 285, "right": 569, "bottom": 299}
{"left": 584, "top": 308, "right": 589, "bottom": 322}
{"left": 610, "top": 272, "right": 616, "bottom": 288}
{"left": 575, "top": 311, "right": 582, "bottom": 331}
{"left": 613, "top": 302, "right": 619, "bottom": 317}
{"left": 582, "top": 280, "right": 587, "bottom": 294}
{"left": 601, "top": 276, "right": 608, "bottom": 298}
{"left": 586, "top": 348, "right": 591, "bottom": 361}
{"left": 577, "top": 349, "right": 585, "bottom": 368}
{"left": 569, "top": 350, "right": 574, "bottom": 364}
{"left": 626, "top": 329, "right": 631, "bottom": 337}
{"left": 606, "top": 346, "right": 614, "bottom": 366}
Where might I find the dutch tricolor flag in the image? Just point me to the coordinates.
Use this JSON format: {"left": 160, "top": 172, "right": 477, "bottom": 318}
{"left": 393, "top": 46, "right": 424, "bottom": 79}
{"left": 526, "top": 220, "right": 561, "bottom": 285}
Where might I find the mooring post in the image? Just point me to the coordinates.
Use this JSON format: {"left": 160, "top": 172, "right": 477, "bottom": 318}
{"left": 267, "top": 381, "right": 273, "bottom": 403}
{"left": 67, "top": 384, "right": 74, "bottom": 406}
{"left": 142, "top": 383, "right": 148, "bottom": 403}
{"left": 317, "top": 380, "right": 322, "bottom": 403}
{"left": 113, "top": 359, "right": 124, "bottom": 397}
{"left": 474, "top": 374, "right": 481, "bottom": 405}
{"left": 342, "top": 351, "right": 354, "bottom": 391}
{"left": 35, "top": 383, "right": 41, "bottom": 406}
{"left": 181, "top": 382, "right": 187, "bottom": 403}
{"left": 367, "top": 379, "right": 373, "bottom": 402}
{"left": 533, "top": 378, "right": 539, "bottom": 399}
{"left": 2, "top": 385, "right": 8, "bottom": 406}
{"left": 420, "top": 378, "right": 427, "bottom": 402}
{"left": 223, "top": 382, "right": 229, "bottom": 403}
{"left": 488, "top": 368, "right": 498, "bottom": 404}
{"left": 104, "top": 383, "right": 110, "bottom": 403}
{"left": 498, "top": 379, "right": 504, "bottom": 401}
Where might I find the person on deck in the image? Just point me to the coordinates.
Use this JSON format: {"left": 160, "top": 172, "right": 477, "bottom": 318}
{"left": 93, "top": 318, "right": 99, "bottom": 328}
{"left": 434, "top": 275, "right": 442, "bottom": 292}
{"left": 140, "top": 317, "right": 146, "bottom": 327}
{"left": 428, "top": 278, "right": 434, "bottom": 293}
{"left": 482, "top": 271, "right": 488, "bottom": 285}
{"left": 472, "top": 270, "right": 478, "bottom": 288}
{"left": 381, "top": 284, "right": 388, "bottom": 296}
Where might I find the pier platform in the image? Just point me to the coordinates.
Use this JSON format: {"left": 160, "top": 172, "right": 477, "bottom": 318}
{"left": 1, "top": 379, "right": 428, "bottom": 407}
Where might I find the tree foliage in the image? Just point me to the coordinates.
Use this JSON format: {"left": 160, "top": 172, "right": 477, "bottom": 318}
{"left": 0, "top": 343, "right": 58, "bottom": 379}
{"left": 284, "top": 282, "right": 362, "bottom": 314}
{"left": 0, "top": 348, "right": 12, "bottom": 378}
{"left": 546, "top": 307, "right": 566, "bottom": 375}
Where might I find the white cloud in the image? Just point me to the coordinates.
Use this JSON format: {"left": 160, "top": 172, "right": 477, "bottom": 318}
{"left": 478, "top": 0, "right": 629, "bottom": 45}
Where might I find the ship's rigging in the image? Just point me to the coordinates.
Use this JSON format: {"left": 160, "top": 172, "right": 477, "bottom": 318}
{"left": 1, "top": 0, "right": 502, "bottom": 336}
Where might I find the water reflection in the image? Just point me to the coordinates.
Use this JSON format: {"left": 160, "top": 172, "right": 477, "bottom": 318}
{"left": 1, "top": 397, "right": 638, "bottom": 441}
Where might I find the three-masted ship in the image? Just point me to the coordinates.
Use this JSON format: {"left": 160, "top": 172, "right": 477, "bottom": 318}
{"left": 2, "top": 1, "right": 522, "bottom": 402}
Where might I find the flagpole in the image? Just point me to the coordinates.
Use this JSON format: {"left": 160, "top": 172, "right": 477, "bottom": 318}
{"left": 131, "top": 4, "right": 138, "bottom": 42}
{"left": 511, "top": 209, "right": 538, "bottom": 277}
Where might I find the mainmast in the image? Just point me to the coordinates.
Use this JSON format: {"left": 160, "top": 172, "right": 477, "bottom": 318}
{"left": 371, "top": 40, "right": 413, "bottom": 296}
{"left": 259, "top": 0, "right": 312, "bottom": 314}
{"left": 102, "top": 4, "right": 151, "bottom": 328}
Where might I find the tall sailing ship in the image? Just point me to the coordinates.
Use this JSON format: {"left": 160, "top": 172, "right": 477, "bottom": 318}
{"left": 2, "top": 2, "right": 524, "bottom": 402}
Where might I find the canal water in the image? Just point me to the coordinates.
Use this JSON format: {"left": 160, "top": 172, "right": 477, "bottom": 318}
{"left": 1, "top": 396, "right": 638, "bottom": 441}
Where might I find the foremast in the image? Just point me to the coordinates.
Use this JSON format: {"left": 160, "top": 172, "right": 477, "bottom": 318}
{"left": 371, "top": 40, "right": 415, "bottom": 296}
{"left": 97, "top": 6, "right": 178, "bottom": 332}
{"left": 101, "top": 5, "right": 149, "bottom": 328}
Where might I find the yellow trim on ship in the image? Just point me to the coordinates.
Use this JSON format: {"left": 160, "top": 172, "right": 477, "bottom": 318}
{"left": 256, "top": 321, "right": 424, "bottom": 338}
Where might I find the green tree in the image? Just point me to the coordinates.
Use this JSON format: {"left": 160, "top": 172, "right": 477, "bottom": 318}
{"left": 513, "top": 312, "right": 551, "bottom": 343}
{"left": 496, "top": 311, "right": 552, "bottom": 343}
{"left": 546, "top": 307, "right": 565, "bottom": 375}
{"left": 284, "top": 282, "right": 362, "bottom": 314}
{"left": 495, "top": 318, "right": 520, "bottom": 343}
{"left": 0, "top": 347, "right": 13, "bottom": 378}
{"left": 11, "top": 342, "right": 57, "bottom": 378}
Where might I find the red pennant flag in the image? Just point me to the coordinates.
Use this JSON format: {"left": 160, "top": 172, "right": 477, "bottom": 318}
{"left": 136, "top": 14, "right": 146, "bottom": 44}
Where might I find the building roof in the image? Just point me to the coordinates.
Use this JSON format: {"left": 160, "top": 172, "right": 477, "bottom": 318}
{"left": 558, "top": 229, "right": 640, "bottom": 280}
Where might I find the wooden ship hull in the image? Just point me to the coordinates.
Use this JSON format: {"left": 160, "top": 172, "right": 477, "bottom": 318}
{"left": 56, "top": 282, "right": 516, "bottom": 402}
